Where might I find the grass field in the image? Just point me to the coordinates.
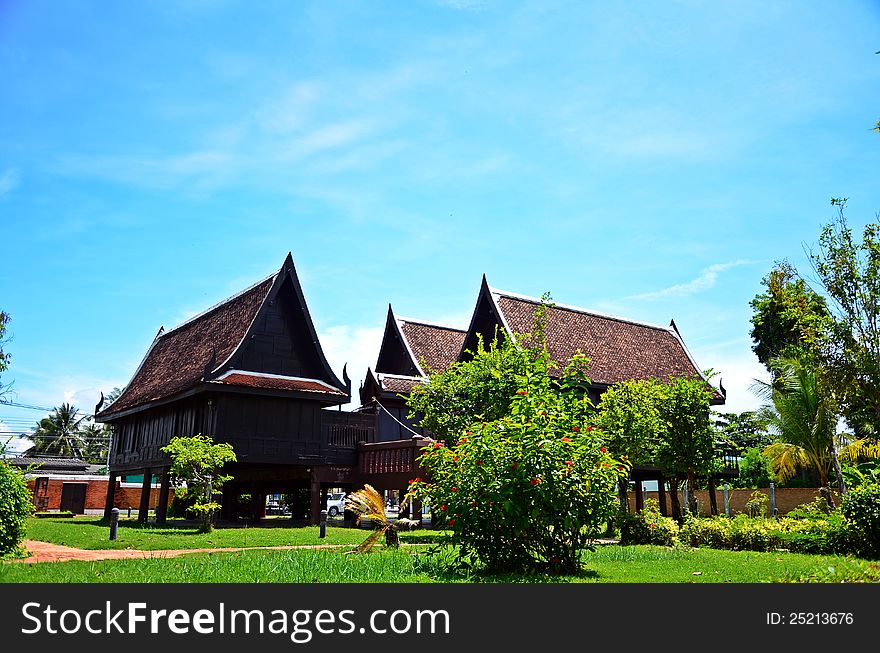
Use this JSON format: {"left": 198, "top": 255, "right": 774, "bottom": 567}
{"left": 3, "top": 542, "right": 864, "bottom": 585}
{"left": 7, "top": 516, "right": 872, "bottom": 584}
{"left": 24, "top": 517, "right": 441, "bottom": 550}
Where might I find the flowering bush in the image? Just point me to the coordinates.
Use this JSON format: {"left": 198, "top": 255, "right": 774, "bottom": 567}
{"left": 410, "top": 350, "right": 626, "bottom": 574}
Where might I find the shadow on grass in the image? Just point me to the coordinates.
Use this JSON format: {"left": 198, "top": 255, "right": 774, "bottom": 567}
{"left": 408, "top": 547, "right": 601, "bottom": 583}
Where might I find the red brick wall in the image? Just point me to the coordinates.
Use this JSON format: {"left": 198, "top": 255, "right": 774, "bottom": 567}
{"left": 27, "top": 478, "right": 173, "bottom": 513}
{"left": 628, "top": 487, "right": 841, "bottom": 516}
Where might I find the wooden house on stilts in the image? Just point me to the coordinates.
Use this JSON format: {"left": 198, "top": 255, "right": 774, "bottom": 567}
{"left": 95, "top": 254, "right": 374, "bottom": 525}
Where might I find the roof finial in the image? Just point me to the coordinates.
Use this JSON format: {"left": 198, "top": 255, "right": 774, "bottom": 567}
{"left": 94, "top": 392, "right": 105, "bottom": 415}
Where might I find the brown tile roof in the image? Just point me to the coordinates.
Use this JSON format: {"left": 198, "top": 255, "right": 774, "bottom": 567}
{"left": 213, "top": 371, "right": 347, "bottom": 396}
{"left": 493, "top": 293, "right": 704, "bottom": 386}
{"left": 101, "top": 275, "right": 275, "bottom": 415}
{"left": 378, "top": 374, "right": 424, "bottom": 395}
{"left": 399, "top": 320, "right": 465, "bottom": 374}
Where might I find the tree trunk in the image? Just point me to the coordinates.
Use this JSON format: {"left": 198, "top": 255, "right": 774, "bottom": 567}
{"left": 385, "top": 525, "right": 400, "bottom": 548}
{"left": 668, "top": 477, "right": 682, "bottom": 522}
{"left": 830, "top": 446, "right": 847, "bottom": 495}
{"left": 617, "top": 478, "right": 629, "bottom": 513}
{"left": 686, "top": 471, "right": 698, "bottom": 516}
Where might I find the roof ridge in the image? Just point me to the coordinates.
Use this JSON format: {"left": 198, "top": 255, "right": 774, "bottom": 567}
{"left": 397, "top": 316, "right": 467, "bottom": 332}
{"left": 160, "top": 272, "right": 277, "bottom": 337}
{"left": 489, "top": 286, "right": 670, "bottom": 332}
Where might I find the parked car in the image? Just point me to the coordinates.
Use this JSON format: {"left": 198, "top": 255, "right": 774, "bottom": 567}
{"left": 326, "top": 492, "right": 347, "bottom": 517}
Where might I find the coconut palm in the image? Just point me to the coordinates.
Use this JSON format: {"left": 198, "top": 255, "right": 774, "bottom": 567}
{"left": 753, "top": 357, "right": 846, "bottom": 500}
{"left": 345, "top": 484, "right": 418, "bottom": 552}
{"left": 25, "top": 403, "right": 88, "bottom": 459}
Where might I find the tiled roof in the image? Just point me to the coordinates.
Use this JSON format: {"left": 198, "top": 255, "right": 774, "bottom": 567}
{"left": 213, "top": 371, "right": 347, "bottom": 396}
{"left": 100, "top": 276, "right": 275, "bottom": 415}
{"left": 494, "top": 293, "right": 704, "bottom": 386}
{"left": 399, "top": 320, "right": 465, "bottom": 374}
{"left": 7, "top": 457, "right": 90, "bottom": 471}
{"left": 378, "top": 374, "right": 424, "bottom": 395}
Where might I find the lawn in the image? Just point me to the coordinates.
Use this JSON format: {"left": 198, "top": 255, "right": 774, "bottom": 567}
{"left": 1, "top": 540, "right": 865, "bottom": 584}
{"left": 24, "top": 516, "right": 441, "bottom": 550}
{"left": 8, "top": 516, "right": 873, "bottom": 584}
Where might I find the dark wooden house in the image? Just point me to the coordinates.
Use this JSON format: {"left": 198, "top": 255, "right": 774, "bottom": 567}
{"left": 95, "top": 254, "right": 374, "bottom": 524}
{"left": 358, "top": 275, "right": 732, "bottom": 515}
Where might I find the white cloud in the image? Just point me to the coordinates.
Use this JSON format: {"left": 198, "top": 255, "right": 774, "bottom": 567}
{"left": 317, "top": 324, "right": 385, "bottom": 410}
{"left": 626, "top": 260, "right": 761, "bottom": 301}
{"left": 0, "top": 167, "right": 20, "bottom": 198}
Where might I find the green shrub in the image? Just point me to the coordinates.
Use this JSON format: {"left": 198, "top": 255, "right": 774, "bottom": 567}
{"left": 680, "top": 513, "right": 850, "bottom": 555}
{"left": 0, "top": 459, "right": 34, "bottom": 556}
{"left": 744, "top": 490, "right": 769, "bottom": 517}
{"left": 618, "top": 499, "right": 679, "bottom": 547}
{"left": 839, "top": 483, "right": 880, "bottom": 559}
{"left": 411, "top": 353, "right": 625, "bottom": 574}
{"left": 167, "top": 487, "right": 199, "bottom": 519}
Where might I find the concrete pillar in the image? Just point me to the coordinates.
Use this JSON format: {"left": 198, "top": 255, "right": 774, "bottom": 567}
{"left": 138, "top": 468, "right": 152, "bottom": 523}
{"left": 104, "top": 473, "right": 117, "bottom": 520}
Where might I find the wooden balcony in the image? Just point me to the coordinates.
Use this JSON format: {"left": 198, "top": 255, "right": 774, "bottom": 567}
{"left": 358, "top": 436, "right": 433, "bottom": 490}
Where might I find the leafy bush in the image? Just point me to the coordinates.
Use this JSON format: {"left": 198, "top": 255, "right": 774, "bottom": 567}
{"left": 680, "top": 513, "right": 850, "bottom": 555}
{"left": 785, "top": 560, "right": 880, "bottom": 583}
{"left": 839, "top": 483, "right": 880, "bottom": 559}
{"left": 744, "top": 490, "right": 769, "bottom": 517}
{"left": 617, "top": 499, "right": 679, "bottom": 547}
{"left": 0, "top": 458, "right": 34, "bottom": 556}
{"left": 167, "top": 487, "right": 199, "bottom": 519}
{"left": 411, "top": 348, "right": 626, "bottom": 574}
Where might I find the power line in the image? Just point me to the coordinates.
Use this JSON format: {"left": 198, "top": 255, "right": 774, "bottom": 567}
{"left": 0, "top": 401, "right": 53, "bottom": 411}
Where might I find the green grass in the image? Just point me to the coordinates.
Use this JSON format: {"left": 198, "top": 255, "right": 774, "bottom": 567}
{"left": 1, "top": 541, "right": 863, "bottom": 584}
{"left": 24, "top": 516, "right": 442, "bottom": 551}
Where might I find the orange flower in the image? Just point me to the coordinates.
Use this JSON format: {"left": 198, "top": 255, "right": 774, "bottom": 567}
{"left": 440, "top": 504, "right": 447, "bottom": 512}
{"left": 476, "top": 460, "right": 483, "bottom": 465}
{"left": 571, "top": 426, "right": 580, "bottom": 432}
{"left": 561, "top": 437, "right": 571, "bottom": 443}
{"left": 433, "top": 442, "right": 443, "bottom": 449}
{"left": 530, "top": 478, "right": 541, "bottom": 486}
{"left": 511, "top": 462, "right": 519, "bottom": 470}
{"left": 451, "top": 486, "right": 458, "bottom": 492}
{"left": 564, "top": 460, "right": 574, "bottom": 467}
{"left": 448, "top": 518, "right": 457, "bottom": 526}
{"left": 599, "top": 446, "right": 607, "bottom": 453}
{"left": 516, "top": 390, "right": 528, "bottom": 395}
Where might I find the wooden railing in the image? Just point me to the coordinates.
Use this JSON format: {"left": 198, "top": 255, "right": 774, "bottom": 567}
{"left": 358, "top": 437, "right": 433, "bottom": 477}
{"left": 321, "top": 410, "right": 377, "bottom": 448}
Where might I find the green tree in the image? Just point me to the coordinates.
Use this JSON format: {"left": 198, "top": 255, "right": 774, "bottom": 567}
{"left": 594, "top": 378, "right": 666, "bottom": 510}
{"left": 407, "top": 330, "right": 533, "bottom": 446}
{"left": 731, "top": 447, "right": 775, "bottom": 488}
{"left": 810, "top": 202, "right": 880, "bottom": 437}
{"left": 713, "top": 411, "right": 773, "bottom": 452}
{"left": 79, "top": 423, "right": 110, "bottom": 465}
{"left": 161, "top": 435, "right": 236, "bottom": 532}
{"left": 654, "top": 376, "right": 718, "bottom": 519}
{"left": 749, "top": 261, "right": 830, "bottom": 369}
{"left": 0, "top": 311, "right": 11, "bottom": 399}
{"left": 25, "top": 403, "right": 88, "bottom": 458}
{"left": 0, "top": 439, "right": 33, "bottom": 557}
{"left": 755, "top": 356, "right": 846, "bottom": 503}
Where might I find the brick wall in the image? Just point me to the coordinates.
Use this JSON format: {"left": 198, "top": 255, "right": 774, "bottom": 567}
{"left": 627, "top": 487, "right": 841, "bottom": 516}
{"left": 27, "top": 477, "right": 173, "bottom": 513}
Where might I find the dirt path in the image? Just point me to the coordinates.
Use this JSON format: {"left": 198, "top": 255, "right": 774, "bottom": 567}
{"left": 9, "top": 540, "right": 351, "bottom": 564}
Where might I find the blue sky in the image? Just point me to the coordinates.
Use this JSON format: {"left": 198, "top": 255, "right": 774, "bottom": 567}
{"left": 1, "top": 1, "right": 879, "bottom": 452}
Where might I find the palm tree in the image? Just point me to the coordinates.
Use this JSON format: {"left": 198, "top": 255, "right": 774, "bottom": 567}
{"left": 344, "top": 485, "right": 418, "bottom": 552}
{"left": 25, "top": 403, "right": 88, "bottom": 459}
{"left": 753, "top": 357, "right": 846, "bottom": 502}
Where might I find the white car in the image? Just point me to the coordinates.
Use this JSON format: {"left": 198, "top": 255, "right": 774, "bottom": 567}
{"left": 326, "top": 492, "right": 347, "bottom": 517}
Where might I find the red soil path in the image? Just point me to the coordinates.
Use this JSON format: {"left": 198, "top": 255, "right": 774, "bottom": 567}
{"left": 10, "top": 540, "right": 349, "bottom": 564}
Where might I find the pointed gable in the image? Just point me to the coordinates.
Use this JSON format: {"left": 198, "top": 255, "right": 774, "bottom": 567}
{"left": 99, "top": 253, "right": 349, "bottom": 419}
{"left": 456, "top": 278, "right": 722, "bottom": 403}
{"left": 101, "top": 275, "right": 275, "bottom": 416}
{"left": 399, "top": 319, "right": 466, "bottom": 374}
{"left": 375, "top": 306, "right": 422, "bottom": 377}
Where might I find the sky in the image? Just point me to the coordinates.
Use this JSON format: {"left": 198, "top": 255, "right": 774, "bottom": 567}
{"left": 1, "top": 1, "right": 879, "bottom": 454}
